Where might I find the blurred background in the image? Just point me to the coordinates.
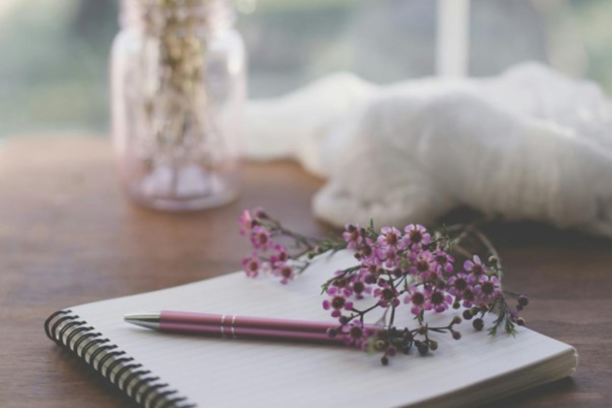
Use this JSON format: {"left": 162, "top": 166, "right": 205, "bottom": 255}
{"left": 0, "top": 0, "right": 610, "bottom": 139}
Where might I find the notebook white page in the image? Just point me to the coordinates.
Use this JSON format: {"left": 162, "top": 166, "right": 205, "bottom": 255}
{"left": 67, "top": 252, "right": 577, "bottom": 408}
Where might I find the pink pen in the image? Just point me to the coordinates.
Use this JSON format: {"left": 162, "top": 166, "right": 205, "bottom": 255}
{"left": 124, "top": 311, "right": 383, "bottom": 345}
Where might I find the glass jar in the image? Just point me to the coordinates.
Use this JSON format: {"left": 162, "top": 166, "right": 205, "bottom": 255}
{"left": 111, "top": 0, "right": 246, "bottom": 211}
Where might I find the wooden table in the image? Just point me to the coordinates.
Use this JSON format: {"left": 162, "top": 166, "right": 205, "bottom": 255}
{"left": 1, "top": 137, "right": 611, "bottom": 408}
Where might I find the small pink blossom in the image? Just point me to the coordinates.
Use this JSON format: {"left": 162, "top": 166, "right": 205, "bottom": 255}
{"left": 250, "top": 225, "right": 273, "bottom": 251}
{"left": 379, "top": 246, "right": 401, "bottom": 268}
{"left": 273, "top": 263, "right": 295, "bottom": 285}
{"left": 341, "top": 320, "right": 371, "bottom": 349}
{"left": 238, "top": 210, "right": 254, "bottom": 235}
{"left": 342, "top": 224, "right": 362, "bottom": 249}
{"left": 475, "top": 275, "right": 502, "bottom": 303}
{"left": 409, "top": 251, "right": 434, "bottom": 279}
{"left": 376, "top": 226, "right": 403, "bottom": 249}
{"left": 374, "top": 284, "right": 400, "bottom": 307}
{"left": 431, "top": 250, "right": 454, "bottom": 274}
{"left": 425, "top": 287, "right": 453, "bottom": 313}
{"left": 464, "top": 255, "right": 487, "bottom": 283}
{"left": 242, "top": 253, "right": 262, "bottom": 278}
{"left": 355, "top": 238, "right": 380, "bottom": 266}
{"left": 460, "top": 287, "right": 477, "bottom": 308}
{"left": 447, "top": 273, "right": 471, "bottom": 298}
{"left": 404, "top": 285, "right": 427, "bottom": 315}
{"left": 322, "top": 287, "right": 354, "bottom": 318}
{"left": 269, "top": 244, "right": 289, "bottom": 268}
{"left": 402, "top": 224, "right": 431, "bottom": 249}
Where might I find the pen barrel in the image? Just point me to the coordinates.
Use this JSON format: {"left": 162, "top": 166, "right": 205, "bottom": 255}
{"left": 157, "top": 311, "right": 384, "bottom": 346}
{"left": 160, "top": 311, "right": 381, "bottom": 334}
{"left": 159, "top": 322, "right": 348, "bottom": 344}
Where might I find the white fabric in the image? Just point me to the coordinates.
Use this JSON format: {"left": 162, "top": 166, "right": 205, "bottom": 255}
{"left": 245, "top": 63, "right": 612, "bottom": 237}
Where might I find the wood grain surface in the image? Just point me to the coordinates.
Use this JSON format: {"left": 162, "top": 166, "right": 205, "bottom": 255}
{"left": 0, "top": 137, "right": 611, "bottom": 408}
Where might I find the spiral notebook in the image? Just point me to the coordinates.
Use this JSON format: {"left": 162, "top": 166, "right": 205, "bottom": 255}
{"left": 45, "top": 252, "right": 577, "bottom": 408}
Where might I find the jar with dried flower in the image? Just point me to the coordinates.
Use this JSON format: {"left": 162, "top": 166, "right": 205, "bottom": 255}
{"left": 111, "top": 0, "right": 246, "bottom": 211}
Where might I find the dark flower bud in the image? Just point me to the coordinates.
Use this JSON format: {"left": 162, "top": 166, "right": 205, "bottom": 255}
{"left": 331, "top": 296, "right": 346, "bottom": 309}
{"left": 480, "top": 304, "right": 488, "bottom": 313}
{"left": 417, "top": 343, "right": 429, "bottom": 356}
{"left": 338, "top": 316, "right": 349, "bottom": 325}
{"left": 353, "top": 281, "right": 365, "bottom": 294}
{"left": 429, "top": 340, "right": 438, "bottom": 351}
{"left": 418, "top": 325, "right": 427, "bottom": 335}
{"left": 462, "top": 309, "right": 473, "bottom": 320}
{"left": 517, "top": 317, "right": 526, "bottom": 326}
{"left": 470, "top": 307, "right": 479, "bottom": 315}
{"left": 518, "top": 296, "right": 529, "bottom": 307}
{"left": 326, "top": 328, "right": 337, "bottom": 338}
{"left": 452, "top": 330, "right": 462, "bottom": 340}
{"left": 452, "top": 302, "right": 460, "bottom": 309}
{"left": 451, "top": 316, "right": 462, "bottom": 325}
{"left": 381, "top": 356, "right": 389, "bottom": 366}
{"left": 473, "top": 318, "right": 484, "bottom": 331}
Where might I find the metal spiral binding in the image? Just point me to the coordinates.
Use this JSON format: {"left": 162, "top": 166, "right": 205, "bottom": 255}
{"left": 44, "top": 310, "right": 196, "bottom": 408}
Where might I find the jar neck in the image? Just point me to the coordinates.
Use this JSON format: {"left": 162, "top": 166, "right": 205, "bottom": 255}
{"left": 120, "top": 0, "right": 235, "bottom": 35}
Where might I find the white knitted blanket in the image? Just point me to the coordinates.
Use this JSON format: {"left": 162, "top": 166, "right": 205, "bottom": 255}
{"left": 244, "top": 63, "right": 612, "bottom": 237}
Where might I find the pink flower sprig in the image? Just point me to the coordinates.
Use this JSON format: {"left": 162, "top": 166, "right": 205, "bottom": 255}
{"left": 239, "top": 208, "right": 328, "bottom": 284}
{"left": 239, "top": 208, "right": 529, "bottom": 365}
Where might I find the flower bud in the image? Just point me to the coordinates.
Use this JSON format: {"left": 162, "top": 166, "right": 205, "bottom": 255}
{"left": 518, "top": 296, "right": 529, "bottom": 307}
{"left": 451, "top": 316, "right": 462, "bottom": 325}
{"left": 353, "top": 281, "right": 365, "bottom": 294}
{"left": 462, "top": 309, "right": 473, "bottom": 320}
{"left": 472, "top": 318, "right": 484, "bottom": 331}
{"left": 417, "top": 343, "right": 429, "bottom": 356}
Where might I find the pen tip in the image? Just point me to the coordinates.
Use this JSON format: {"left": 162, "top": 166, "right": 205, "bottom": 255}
{"left": 123, "top": 312, "right": 161, "bottom": 329}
